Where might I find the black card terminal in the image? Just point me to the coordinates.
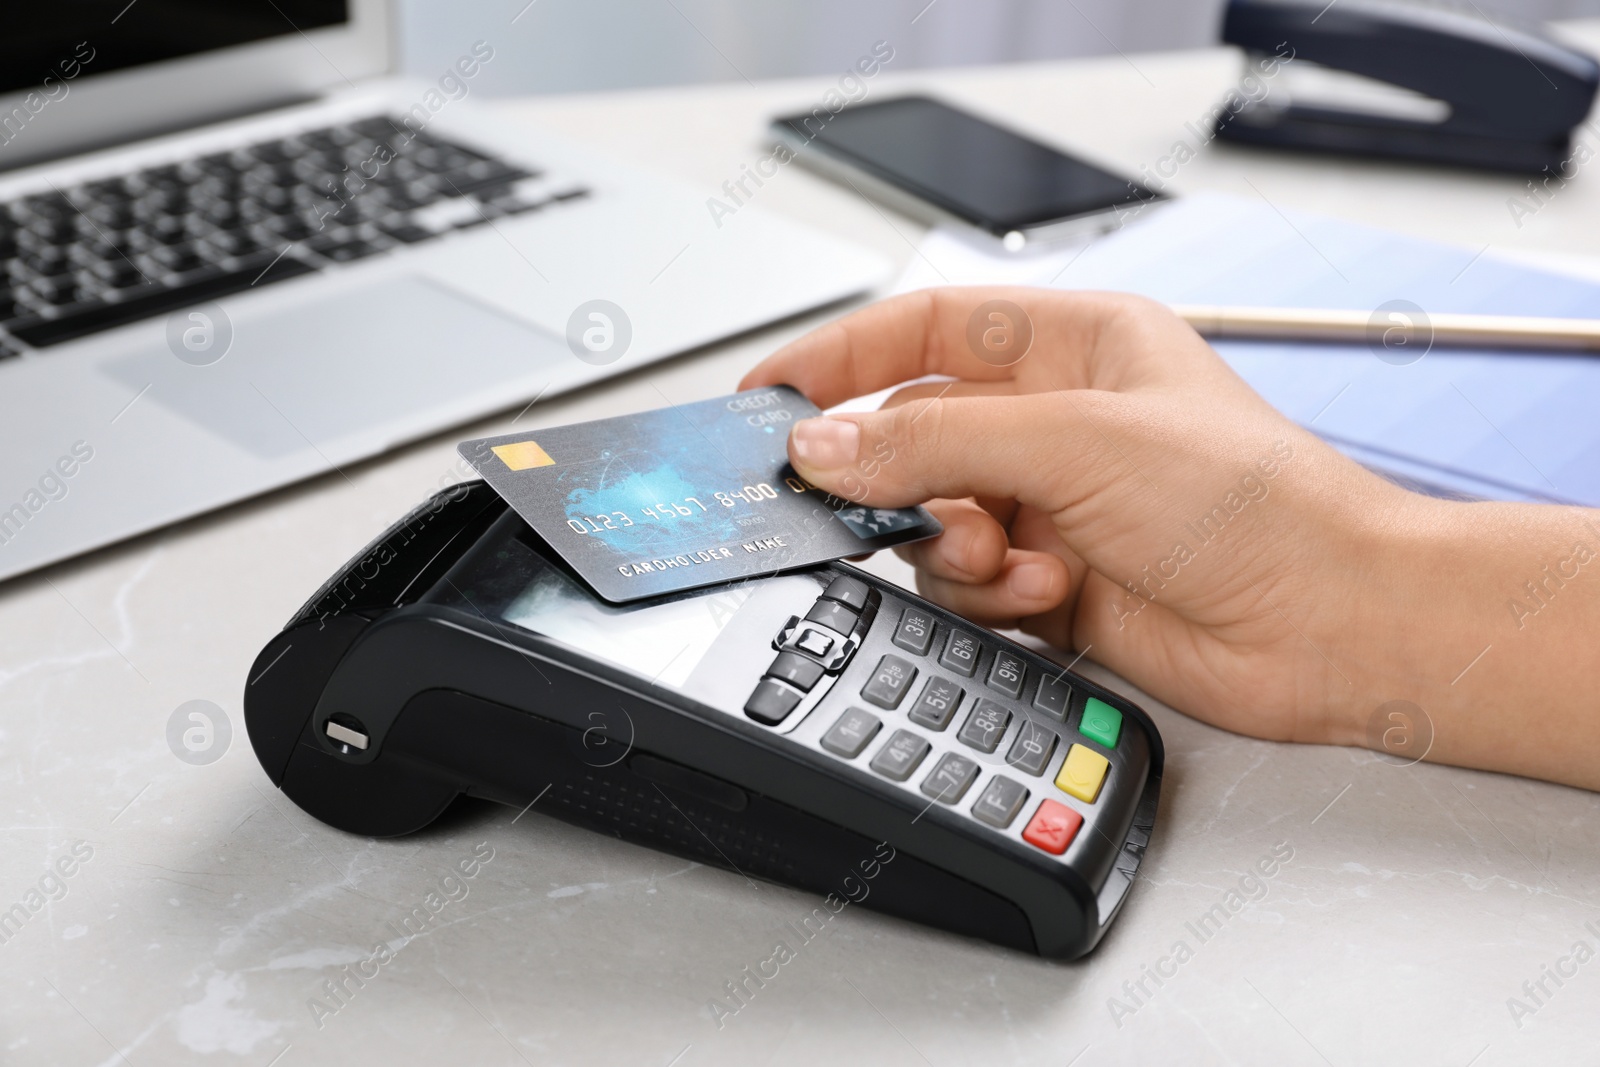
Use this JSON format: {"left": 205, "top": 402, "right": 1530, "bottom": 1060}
{"left": 244, "top": 482, "right": 1162, "bottom": 959}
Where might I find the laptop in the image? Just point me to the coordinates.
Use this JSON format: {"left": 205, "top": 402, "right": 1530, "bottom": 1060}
{"left": 0, "top": 1, "right": 889, "bottom": 582}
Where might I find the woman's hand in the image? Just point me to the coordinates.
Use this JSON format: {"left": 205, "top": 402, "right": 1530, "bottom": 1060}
{"left": 741, "top": 288, "right": 1600, "bottom": 790}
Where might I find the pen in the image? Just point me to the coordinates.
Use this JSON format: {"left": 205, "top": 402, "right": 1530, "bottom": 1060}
{"left": 1172, "top": 304, "right": 1600, "bottom": 353}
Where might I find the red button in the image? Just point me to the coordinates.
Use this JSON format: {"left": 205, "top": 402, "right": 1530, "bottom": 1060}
{"left": 1021, "top": 799, "right": 1083, "bottom": 855}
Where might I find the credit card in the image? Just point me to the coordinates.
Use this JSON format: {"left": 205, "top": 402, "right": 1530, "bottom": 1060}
{"left": 457, "top": 386, "right": 941, "bottom": 603}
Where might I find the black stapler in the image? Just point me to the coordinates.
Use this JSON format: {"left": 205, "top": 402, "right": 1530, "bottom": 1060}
{"left": 1215, "top": 0, "right": 1600, "bottom": 173}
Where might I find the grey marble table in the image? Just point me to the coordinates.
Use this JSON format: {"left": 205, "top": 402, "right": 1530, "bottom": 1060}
{"left": 5, "top": 27, "right": 1600, "bottom": 1067}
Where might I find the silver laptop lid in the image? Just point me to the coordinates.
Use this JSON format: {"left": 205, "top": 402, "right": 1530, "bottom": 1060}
{"left": 0, "top": 0, "right": 391, "bottom": 173}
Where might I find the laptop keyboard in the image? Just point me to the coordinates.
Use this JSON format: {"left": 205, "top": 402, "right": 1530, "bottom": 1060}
{"left": 0, "top": 114, "right": 589, "bottom": 357}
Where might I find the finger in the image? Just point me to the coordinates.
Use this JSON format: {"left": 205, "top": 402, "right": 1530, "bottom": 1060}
{"left": 786, "top": 391, "right": 1123, "bottom": 513}
{"left": 879, "top": 379, "right": 1019, "bottom": 410}
{"left": 1008, "top": 503, "right": 1087, "bottom": 602}
{"left": 974, "top": 494, "right": 1020, "bottom": 529}
{"left": 882, "top": 388, "right": 1023, "bottom": 534}
{"left": 739, "top": 287, "right": 1181, "bottom": 408}
{"left": 891, "top": 498, "right": 1009, "bottom": 583}
{"left": 912, "top": 549, "right": 1071, "bottom": 627}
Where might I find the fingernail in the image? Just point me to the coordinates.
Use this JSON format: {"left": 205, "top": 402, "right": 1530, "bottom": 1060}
{"left": 1008, "top": 562, "right": 1058, "bottom": 601}
{"left": 791, "top": 417, "right": 860, "bottom": 470}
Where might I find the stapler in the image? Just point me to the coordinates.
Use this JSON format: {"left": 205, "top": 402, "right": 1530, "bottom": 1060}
{"left": 1215, "top": 0, "right": 1600, "bottom": 173}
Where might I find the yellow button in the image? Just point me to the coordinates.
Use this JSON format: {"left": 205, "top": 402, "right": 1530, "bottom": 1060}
{"left": 1055, "top": 744, "right": 1109, "bottom": 803}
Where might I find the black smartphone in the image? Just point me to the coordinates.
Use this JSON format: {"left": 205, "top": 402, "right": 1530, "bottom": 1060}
{"left": 771, "top": 94, "right": 1163, "bottom": 246}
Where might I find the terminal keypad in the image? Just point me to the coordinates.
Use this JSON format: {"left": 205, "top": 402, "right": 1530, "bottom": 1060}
{"left": 760, "top": 578, "right": 1129, "bottom": 859}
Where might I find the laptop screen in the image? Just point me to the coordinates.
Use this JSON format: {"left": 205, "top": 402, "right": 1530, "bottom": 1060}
{"left": 0, "top": 2, "right": 350, "bottom": 95}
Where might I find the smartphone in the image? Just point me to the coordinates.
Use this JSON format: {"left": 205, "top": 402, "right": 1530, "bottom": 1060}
{"left": 770, "top": 95, "right": 1163, "bottom": 248}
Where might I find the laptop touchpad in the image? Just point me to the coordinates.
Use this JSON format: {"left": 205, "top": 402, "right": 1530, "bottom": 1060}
{"left": 100, "top": 276, "right": 566, "bottom": 459}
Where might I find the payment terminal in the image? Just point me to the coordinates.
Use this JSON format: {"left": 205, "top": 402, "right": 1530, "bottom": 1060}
{"left": 244, "top": 480, "right": 1162, "bottom": 959}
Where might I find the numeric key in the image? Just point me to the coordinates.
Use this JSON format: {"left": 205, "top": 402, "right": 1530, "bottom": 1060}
{"left": 920, "top": 752, "right": 979, "bottom": 803}
{"left": 860, "top": 654, "right": 917, "bottom": 710}
{"left": 1005, "top": 721, "right": 1058, "bottom": 776}
{"left": 907, "top": 676, "right": 963, "bottom": 731}
{"left": 892, "top": 608, "right": 935, "bottom": 655}
{"left": 869, "top": 729, "right": 930, "bottom": 782}
{"left": 939, "top": 629, "right": 980, "bottom": 677}
{"left": 987, "top": 652, "right": 1026, "bottom": 698}
{"left": 821, "top": 707, "right": 881, "bottom": 758}
{"left": 958, "top": 699, "right": 1012, "bottom": 754}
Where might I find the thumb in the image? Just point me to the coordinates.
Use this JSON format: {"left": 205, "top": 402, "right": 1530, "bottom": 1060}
{"left": 788, "top": 394, "right": 1083, "bottom": 511}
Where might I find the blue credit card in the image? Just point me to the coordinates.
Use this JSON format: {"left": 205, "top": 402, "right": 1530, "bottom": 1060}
{"left": 457, "top": 386, "right": 941, "bottom": 603}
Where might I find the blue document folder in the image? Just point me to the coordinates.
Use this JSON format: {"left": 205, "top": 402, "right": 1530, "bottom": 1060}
{"left": 1048, "top": 194, "right": 1600, "bottom": 505}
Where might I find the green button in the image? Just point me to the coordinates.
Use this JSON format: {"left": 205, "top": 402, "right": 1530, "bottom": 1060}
{"left": 1080, "top": 697, "right": 1122, "bottom": 748}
